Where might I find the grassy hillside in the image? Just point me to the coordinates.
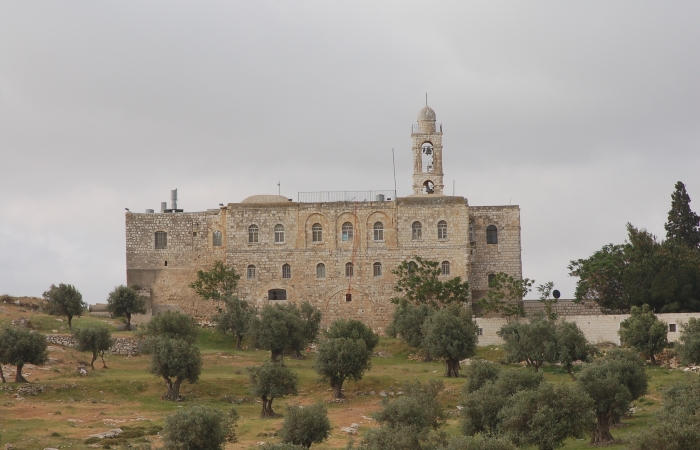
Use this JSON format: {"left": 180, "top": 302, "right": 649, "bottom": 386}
{"left": 0, "top": 301, "right": 687, "bottom": 449}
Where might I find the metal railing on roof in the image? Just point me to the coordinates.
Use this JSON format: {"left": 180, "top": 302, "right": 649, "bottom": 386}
{"left": 297, "top": 190, "right": 397, "bottom": 204}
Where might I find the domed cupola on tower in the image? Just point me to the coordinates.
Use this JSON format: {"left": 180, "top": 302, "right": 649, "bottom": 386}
{"left": 411, "top": 104, "right": 444, "bottom": 195}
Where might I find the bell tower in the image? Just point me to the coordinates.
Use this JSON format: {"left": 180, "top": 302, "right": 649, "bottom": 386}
{"left": 411, "top": 104, "right": 444, "bottom": 195}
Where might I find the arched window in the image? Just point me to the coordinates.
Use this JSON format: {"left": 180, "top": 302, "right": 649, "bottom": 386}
{"left": 155, "top": 231, "right": 167, "bottom": 249}
{"left": 282, "top": 264, "right": 291, "bottom": 279}
{"left": 345, "top": 262, "right": 354, "bottom": 278}
{"left": 412, "top": 221, "right": 422, "bottom": 240}
{"left": 274, "top": 224, "right": 285, "bottom": 243}
{"left": 441, "top": 261, "right": 450, "bottom": 275}
{"left": 488, "top": 273, "right": 496, "bottom": 286}
{"left": 486, "top": 225, "right": 498, "bottom": 244}
{"left": 212, "top": 230, "right": 222, "bottom": 247}
{"left": 407, "top": 261, "right": 418, "bottom": 271}
{"left": 247, "top": 265, "right": 256, "bottom": 279}
{"left": 423, "top": 180, "right": 435, "bottom": 194}
{"left": 373, "top": 262, "right": 382, "bottom": 277}
{"left": 312, "top": 223, "right": 323, "bottom": 242}
{"left": 421, "top": 142, "right": 434, "bottom": 173}
{"left": 316, "top": 263, "right": 326, "bottom": 279}
{"left": 373, "top": 222, "right": 384, "bottom": 241}
{"left": 248, "top": 225, "right": 259, "bottom": 243}
{"left": 342, "top": 222, "right": 354, "bottom": 242}
{"left": 469, "top": 224, "right": 475, "bottom": 243}
{"left": 437, "top": 221, "right": 447, "bottom": 240}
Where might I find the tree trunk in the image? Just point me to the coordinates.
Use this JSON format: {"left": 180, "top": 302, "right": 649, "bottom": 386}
{"left": 90, "top": 352, "right": 97, "bottom": 370}
{"left": 126, "top": 313, "right": 132, "bottom": 331}
{"left": 162, "top": 377, "right": 183, "bottom": 401}
{"left": 332, "top": 380, "right": 345, "bottom": 399}
{"left": 68, "top": 315, "right": 73, "bottom": 330}
{"left": 15, "top": 363, "right": 28, "bottom": 383}
{"left": 271, "top": 350, "right": 283, "bottom": 364}
{"left": 649, "top": 353, "right": 657, "bottom": 366}
{"left": 590, "top": 412, "right": 614, "bottom": 445}
{"left": 236, "top": 335, "right": 243, "bottom": 351}
{"left": 0, "top": 364, "right": 5, "bottom": 383}
{"left": 566, "top": 363, "right": 576, "bottom": 381}
{"left": 291, "top": 350, "right": 305, "bottom": 359}
{"left": 444, "top": 359, "right": 461, "bottom": 378}
{"left": 260, "top": 395, "right": 277, "bottom": 418}
{"left": 100, "top": 351, "right": 107, "bottom": 369}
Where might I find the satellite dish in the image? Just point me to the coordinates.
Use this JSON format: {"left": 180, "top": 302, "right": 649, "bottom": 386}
{"left": 552, "top": 290, "right": 561, "bottom": 299}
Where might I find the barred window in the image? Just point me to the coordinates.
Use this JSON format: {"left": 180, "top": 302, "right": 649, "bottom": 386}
{"left": 155, "top": 231, "right": 167, "bottom": 249}
{"left": 248, "top": 224, "right": 259, "bottom": 243}
{"left": 282, "top": 264, "right": 291, "bottom": 279}
{"left": 341, "top": 222, "right": 354, "bottom": 242}
{"left": 373, "top": 262, "right": 382, "bottom": 277}
{"left": 312, "top": 223, "right": 323, "bottom": 242}
{"left": 345, "top": 262, "right": 354, "bottom": 278}
{"left": 268, "top": 289, "right": 286, "bottom": 300}
{"left": 247, "top": 265, "right": 256, "bottom": 279}
{"left": 437, "top": 220, "right": 447, "bottom": 239}
{"left": 441, "top": 261, "right": 450, "bottom": 275}
{"left": 274, "top": 224, "right": 285, "bottom": 243}
{"left": 486, "top": 225, "right": 498, "bottom": 244}
{"left": 373, "top": 222, "right": 384, "bottom": 241}
{"left": 316, "top": 263, "right": 326, "bottom": 279}
{"left": 412, "top": 221, "right": 422, "bottom": 240}
{"left": 213, "top": 230, "right": 222, "bottom": 247}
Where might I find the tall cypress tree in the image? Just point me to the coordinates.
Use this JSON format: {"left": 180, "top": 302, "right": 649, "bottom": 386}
{"left": 665, "top": 181, "right": 700, "bottom": 249}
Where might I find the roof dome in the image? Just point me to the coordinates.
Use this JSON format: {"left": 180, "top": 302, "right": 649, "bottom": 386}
{"left": 418, "top": 105, "right": 436, "bottom": 121}
{"left": 241, "top": 195, "right": 291, "bottom": 204}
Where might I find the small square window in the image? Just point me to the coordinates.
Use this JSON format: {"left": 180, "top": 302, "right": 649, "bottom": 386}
{"left": 193, "top": 232, "right": 197, "bottom": 237}
{"left": 669, "top": 324, "right": 677, "bottom": 332}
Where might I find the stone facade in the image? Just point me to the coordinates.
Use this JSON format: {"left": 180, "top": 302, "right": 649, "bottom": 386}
{"left": 125, "top": 106, "right": 523, "bottom": 332}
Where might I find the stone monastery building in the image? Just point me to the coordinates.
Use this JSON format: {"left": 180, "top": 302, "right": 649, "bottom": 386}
{"left": 125, "top": 105, "right": 522, "bottom": 332}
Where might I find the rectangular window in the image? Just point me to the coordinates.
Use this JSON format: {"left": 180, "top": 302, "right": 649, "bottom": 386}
{"left": 155, "top": 231, "right": 167, "bottom": 249}
{"left": 669, "top": 324, "right": 677, "bottom": 332}
{"left": 478, "top": 328, "right": 483, "bottom": 336}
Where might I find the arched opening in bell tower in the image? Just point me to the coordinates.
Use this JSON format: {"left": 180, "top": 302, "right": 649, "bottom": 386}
{"left": 423, "top": 180, "right": 435, "bottom": 194}
{"left": 421, "top": 142, "right": 434, "bottom": 173}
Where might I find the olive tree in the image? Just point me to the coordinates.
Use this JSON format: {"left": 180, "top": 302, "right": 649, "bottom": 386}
{"left": 163, "top": 404, "right": 238, "bottom": 450}
{"left": 555, "top": 320, "right": 596, "bottom": 380}
{"left": 249, "top": 303, "right": 307, "bottom": 362}
{"left": 619, "top": 304, "right": 668, "bottom": 365}
{"left": 497, "top": 313, "right": 557, "bottom": 372}
{"left": 107, "top": 285, "right": 147, "bottom": 331}
{"left": 0, "top": 326, "right": 48, "bottom": 383}
{"left": 421, "top": 305, "right": 479, "bottom": 377}
{"left": 386, "top": 299, "right": 433, "bottom": 349}
{"left": 294, "top": 302, "right": 322, "bottom": 358}
{"left": 577, "top": 349, "right": 648, "bottom": 445}
{"left": 189, "top": 260, "right": 240, "bottom": 310}
{"left": 314, "top": 337, "right": 372, "bottom": 399}
{"left": 325, "top": 319, "right": 379, "bottom": 351}
{"left": 147, "top": 337, "right": 202, "bottom": 400}
{"left": 499, "top": 382, "right": 594, "bottom": 450}
{"left": 216, "top": 296, "right": 254, "bottom": 350}
{"left": 674, "top": 317, "right": 700, "bottom": 365}
{"left": 42, "top": 283, "right": 86, "bottom": 329}
{"left": 73, "top": 325, "right": 114, "bottom": 369}
{"left": 141, "top": 310, "right": 199, "bottom": 344}
{"left": 279, "top": 403, "right": 331, "bottom": 448}
{"left": 248, "top": 361, "right": 298, "bottom": 418}
{"left": 463, "top": 359, "right": 502, "bottom": 394}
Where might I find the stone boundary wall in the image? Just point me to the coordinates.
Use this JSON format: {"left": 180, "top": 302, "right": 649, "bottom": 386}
{"left": 523, "top": 300, "right": 603, "bottom": 316}
{"left": 475, "top": 312, "right": 700, "bottom": 346}
{"left": 45, "top": 335, "right": 143, "bottom": 356}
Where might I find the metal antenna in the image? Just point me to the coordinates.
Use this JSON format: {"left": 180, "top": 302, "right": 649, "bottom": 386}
{"left": 277, "top": 181, "right": 280, "bottom": 196}
{"left": 392, "top": 148, "right": 397, "bottom": 197}
{"left": 425, "top": 93, "right": 428, "bottom": 106}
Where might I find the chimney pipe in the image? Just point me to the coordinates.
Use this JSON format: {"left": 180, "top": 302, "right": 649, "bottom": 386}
{"left": 161, "top": 202, "right": 167, "bottom": 213}
{"left": 171, "top": 189, "right": 178, "bottom": 210}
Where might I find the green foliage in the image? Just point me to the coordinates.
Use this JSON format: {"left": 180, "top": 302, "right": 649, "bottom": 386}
{"left": 570, "top": 223, "right": 700, "bottom": 313}
{"left": 619, "top": 304, "right": 668, "bottom": 364}
{"left": 297, "top": 301, "right": 322, "bottom": 355}
{"left": 477, "top": 273, "right": 532, "bottom": 320}
{"left": 107, "top": 285, "right": 147, "bottom": 331}
{"left": 215, "top": 296, "right": 254, "bottom": 350}
{"left": 577, "top": 348, "right": 648, "bottom": 445}
{"left": 189, "top": 261, "right": 240, "bottom": 309}
{"left": 326, "top": 319, "right": 379, "bottom": 351}
{"left": 499, "top": 382, "right": 595, "bottom": 450}
{"left": 536, "top": 281, "right": 557, "bottom": 320}
{"left": 460, "top": 369, "right": 543, "bottom": 436}
{"left": 42, "top": 283, "right": 86, "bottom": 329}
{"left": 664, "top": 181, "right": 700, "bottom": 249}
{"left": 314, "top": 337, "right": 372, "bottom": 398}
{"left": 141, "top": 311, "right": 199, "bottom": 344}
{"left": 248, "top": 361, "right": 298, "bottom": 418}
{"left": 162, "top": 404, "right": 237, "bottom": 450}
{"left": 497, "top": 313, "right": 557, "bottom": 372}
{"left": 72, "top": 325, "right": 114, "bottom": 369}
{"left": 386, "top": 299, "right": 433, "bottom": 348}
{"left": 442, "top": 435, "right": 516, "bottom": 450}
{"left": 391, "top": 256, "right": 470, "bottom": 308}
{"left": 279, "top": 403, "right": 331, "bottom": 448}
{"left": 421, "top": 305, "right": 479, "bottom": 377}
{"left": 260, "top": 444, "right": 306, "bottom": 450}
{"left": 147, "top": 337, "right": 202, "bottom": 400}
{"left": 249, "top": 303, "right": 309, "bottom": 362}
{"left": 462, "top": 359, "right": 501, "bottom": 394}
{"left": 0, "top": 326, "right": 48, "bottom": 382}
{"left": 555, "top": 320, "right": 596, "bottom": 380}
{"left": 675, "top": 317, "right": 700, "bottom": 365}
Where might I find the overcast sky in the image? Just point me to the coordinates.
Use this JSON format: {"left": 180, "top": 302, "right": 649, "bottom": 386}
{"left": 1, "top": 1, "right": 699, "bottom": 303}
